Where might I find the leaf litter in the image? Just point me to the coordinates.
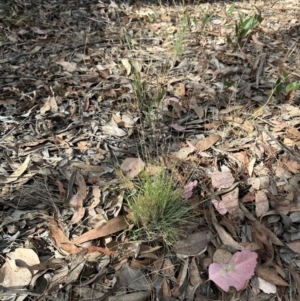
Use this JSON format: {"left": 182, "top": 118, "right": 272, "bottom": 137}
{"left": 0, "top": 0, "right": 300, "bottom": 300}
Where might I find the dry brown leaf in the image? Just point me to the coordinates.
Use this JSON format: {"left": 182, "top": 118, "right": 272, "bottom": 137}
{"left": 221, "top": 187, "right": 239, "bottom": 217}
{"left": 172, "top": 259, "right": 189, "bottom": 297}
{"left": 277, "top": 193, "right": 292, "bottom": 215}
{"left": 260, "top": 177, "right": 270, "bottom": 189}
{"left": 19, "top": 139, "right": 48, "bottom": 147}
{"left": 211, "top": 199, "right": 227, "bottom": 215}
{"left": 211, "top": 171, "right": 234, "bottom": 189}
{"left": 119, "top": 264, "right": 150, "bottom": 291}
{"left": 160, "top": 96, "right": 182, "bottom": 118}
{"left": 223, "top": 116, "right": 243, "bottom": 123}
{"left": 88, "top": 213, "right": 107, "bottom": 229}
{"left": 89, "top": 186, "right": 101, "bottom": 209}
{"left": 255, "top": 190, "right": 269, "bottom": 217}
{"left": 77, "top": 141, "right": 88, "bottom": 151}
{"left": 255, "top": 265, "right": 289, "bottom": 286}
{"left": 173, "top": 231, "right": 212, "bottom": 257}
{"left": 212, "top": 248, "right": 232, "bottom": 264}
{"left": 145, "top": 164, "right": 163, "bottom": 175}
{"left": 213, "top": 66, "right": 241, "bottom": 79}
{"left": 70, "top": 207, "right": 86, "bottom": 224}
{"left": 102, "top": 118, "right": 127, "bottom": 137}
{"left": 211, "top": 206, "right": 243, "bottom": 250}
{"left": 239, "top": 202, "right": 285, "bottom": 247}
{"left": 286, "top": 90, "right": 296, "bottom": 102}
{"left": 112, "top": 113, "right": 134, "bottom": 128}
{"left": 287, "top": 242, "right": 300, "bottom": 253}
{"left": 49, "top": 95, "right": 58, "bottom": 112}
{"left": 57, "top": 60, "right": 77, "bottom": 72}
{"left": 130, "top": 258, "right": 154, "bottom": 269}
{"left": 252, "top": 220, "right": 285, "bottom": 247}
{"left": 54, "top": 179, "right": 67, "bottom": 201}
{"left": 219, "top": 218, "right": 239, "bottom": 237}
{"left": 68, "top": 193, "right": 81, "bottom": 208}
{"left": 151, "top": 257, "right": 164, "bottom": 283}
{"left": 48, "top": 264, "right": 68, "bottom": 294}
{"left": 66, "top": 251, "right": 87, "bottom": 284}
{"left": 162, "top": 258, "right": 176, "bottom": 281}
{"left": 195, "top": 134, "right": 221, "bottom": 151}
{"left": 174, "top": 82, "right": 185, "bottom": 98}
{"left": 282, "top": 157, "right": 300, "bottom": 174}
{"left": 231, "top": 151, "right": 249, "bottom": 168}
{"left": 247, "top": 178, "right": 262, "bottom": 190}
{"left": 76, "top": 173, "right": 86, "bottom": 205}
{"left": 248, "top": 157, "right": 256, "bottom": 176}
{"left": 239, "top": 120, "right": 254, "bottom": 133}
{"left": 72, "top": 215, "right": 129, "bottom": 245}
{"left": 242, "top": 192, "right": 256, "bottom": 203}
{"left": 287, "top": 126, "right": 300, "bottom": 140}
{"left": 0, "top": 259, "right": 32, "bottom": 288}
{"left": 219, "top": 105, "right": 243, "bottom": 114}
{"left": 49, "top": 218, "right": 83, "bottom": 254}
{"left": 204, "top": 121, "right": 222, "bottom": 130}
{"left": 139, "top": 244, "right": 162, "bottom": 255}
{"left": 40, "top": 98, "right": 51, "bottom": 115}
{"left": 7, "top": 248, "right": 40, "bottom": 271}
{"left": 120, "top": 157, "right": 145, "bottom": 178}
{"left": 3, "top": 155, "right": 30, "bottom": 184}
{"left": 189, "top": 98, "right": 204, "bottom": 119}
{"left": 68, "top": 173, "right": 86, "bottom": 223}
{"left": 107, "top": 194, "right": 123, "bottom": 217}
{"left": 112, "top": 291, "right": 151, "bottom": 301}
{"left": 121, "top": 58, "right": 132, "bottom": 75}
{"left": 253, "top": 228, "right": 274, "bottom": 267}
{"left": 70, "top": 162, "right": 104, "bottom": 172}
{"left": 190, "top": 257, "right": 202, "bottom": 287}
{"left": 40, "top": 96, "right": 58, "bottom": 115}
{"left": 86, "top": 246, "right": 114, "bottom": 256}
{"left": 0, "top": 248, "right": 40, "bottom": 288}
{"left": 289, "top": 263, "right": 300, "bottom": 295}
{"left": 98, "top": 69, "right": 109, "bottom": 79}
{"left": 252, "top": 33, "right": 264, "bottom": 47}
{"left": 53, "top": 136, "right": 70, "bottom": 147}
{"left": 283, "top": 137, "right": 295, "bottom": 147}
{"left": 174, "top": 147, "right": 195, "bottom": 159}
{"left": 162, "top": 277, "right": 171, "bottom": 297}
{"left": 212, "top": 220, "right": 243, "bottom": 250}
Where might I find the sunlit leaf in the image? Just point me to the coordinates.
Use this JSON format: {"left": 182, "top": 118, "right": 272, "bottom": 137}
{"left": 227, "top": 4, "right": 235, "bottom": 15}
{"left": 286, "top": 82, "right": 300, "bottom": 93}
{"left": 201, "top": 13, "right": 213, "bottom": 30}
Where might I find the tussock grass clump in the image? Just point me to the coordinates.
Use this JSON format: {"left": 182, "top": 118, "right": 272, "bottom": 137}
{"left": 126, "top": 167, "right": 196, "bottom": 245}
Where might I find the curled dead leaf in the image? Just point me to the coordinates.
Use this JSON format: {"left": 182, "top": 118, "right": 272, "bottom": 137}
{"left": 255, "top": 265, "right": 289, "bottom": 287}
